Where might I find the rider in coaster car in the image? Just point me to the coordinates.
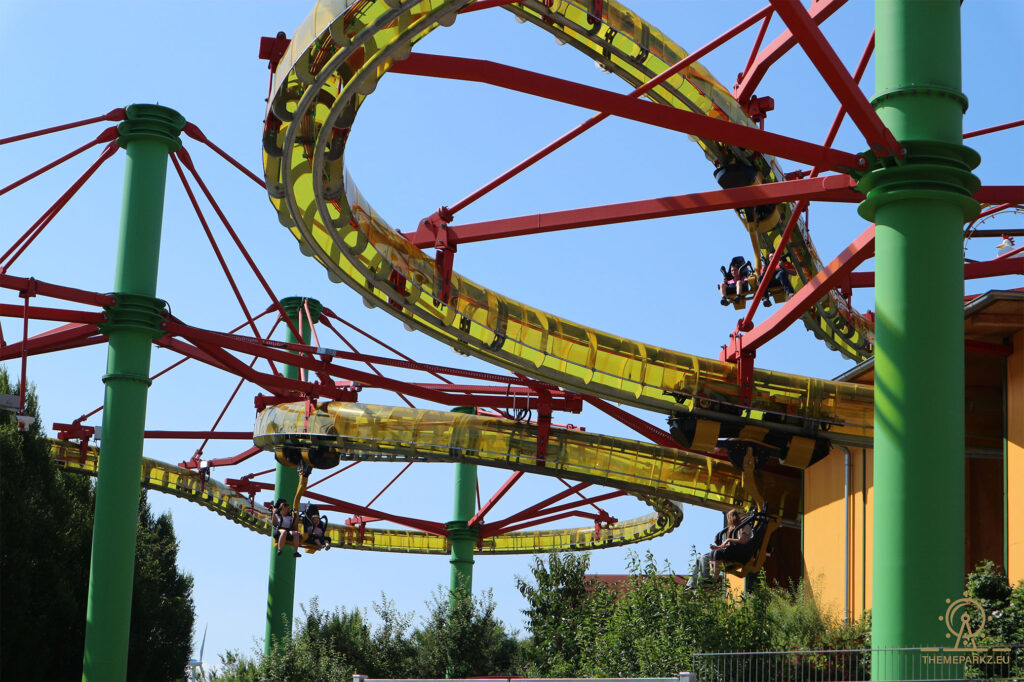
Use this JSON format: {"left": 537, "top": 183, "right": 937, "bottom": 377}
{"left": 719, "top": 256, "right": 753, "bottom": 305}
{"left": 759, "top": 253, "right": 797, "bottom": 307}
{"left": 302, "top": 504, "right": 332, "bottom": 552}
{"left": 272, "top": 498, "right": 302, "bottom": 558}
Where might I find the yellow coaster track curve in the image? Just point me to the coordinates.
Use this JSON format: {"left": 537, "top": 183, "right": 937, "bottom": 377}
{"left": 261, "top": 0, "right": 876, "bottom": 451}
{"left": 47, "top": 438, "right": 687, "bottom": 554}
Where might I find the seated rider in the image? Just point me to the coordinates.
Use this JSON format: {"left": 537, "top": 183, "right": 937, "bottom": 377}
{"left": 764, "top": 254, "right": 796, "bottom": 296}
{"left": 303, "top": 504, "right": 332, "bottom": 552}
{"left": 272, "top": 498, "right": 302, "bottom": 558}
{"left": 709, "top": 508, "right": 753, "bottom": 580}
{"left": 686, "top": 507, "right": 753, "bottom": 588}
{"left": 719, "top": 256, "right": 752, "bottom": 305}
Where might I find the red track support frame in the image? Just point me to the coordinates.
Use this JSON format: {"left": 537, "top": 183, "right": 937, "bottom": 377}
{"left": 390, "top": 53, "right": 866, "bottom": 172}
{"left": 404, "top": 175, "right": 859, "bottom": 247}
{"left": 766, "top": 0, "right": 901, "bottom": 158}
{"left": 733, "top": 0, "right": 847, "bottom": 106}
{"left": 722, "top": 225, "right": 876, "bottom": 363}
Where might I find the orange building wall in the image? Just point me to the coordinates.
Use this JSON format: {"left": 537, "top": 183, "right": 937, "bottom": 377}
{"left": 802, "top": 447, "right": 873, "bottom": 619}
{"left": 1008, "top": 329, "right": 1024, "bottom": 586}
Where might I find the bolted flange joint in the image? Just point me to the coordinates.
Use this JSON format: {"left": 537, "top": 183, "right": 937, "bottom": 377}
{"left": 445, "top": 520, "right": 480, "bottom": 541}
{"left": 279, "top": 296, "right": 323, "bottom": 325}
{"left": 856, "top": 139, "right": 981, "bottom": 223}
{"left": 116, "top": 104, "right": 186, "bottom": 152}
{"left": 98, "top": 292, "right": 168, "bottom": 340}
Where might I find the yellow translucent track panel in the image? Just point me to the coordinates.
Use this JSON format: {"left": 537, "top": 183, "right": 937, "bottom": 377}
{"left": 254, "top": 402, "right": 803, "bottom": 520}
{"left": 46, "top": 440, "right": 678, "bottom": 554}
{"left": 263, "top": 0, "right": 875, "bottom": 449}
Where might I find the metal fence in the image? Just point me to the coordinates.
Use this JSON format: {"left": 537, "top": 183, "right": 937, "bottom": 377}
{"left": 352, "top": 678, "right": 693, "bottom": 682}
{"left": 691, "top": 645, "right": 1023, "bottom": 681}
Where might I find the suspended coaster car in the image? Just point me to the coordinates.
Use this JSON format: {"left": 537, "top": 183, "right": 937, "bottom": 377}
{"left": 667, "top": 411, "right": 832, "bottom": 471}
{"left": 717, "top": 256, "right": 796, "bottom": 310}
{"left": 296, "top": 502, "right": 332, "bottom": 555}
{"left": 720, "top": 448, "right": 781, "bottom": 578}
{"left": 272, "top": 445, "right": 343, "bottom": 552}
{"left": 717, "top": 503, "right": 781, "bottom": 579}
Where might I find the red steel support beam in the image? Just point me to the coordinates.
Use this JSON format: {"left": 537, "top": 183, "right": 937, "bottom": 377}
{"left": 482, "top": 481, "right": 592, "bottom": 532}
{"left": 0, "top": 324, "right": 103, "bottom": 361}
{"left": 468, "top": 471, "right": 524, "bottom": 527}
{"left": 444, "top": 5, "right": 774, "bottom": 217}
{"left": 848, "top": 257, "right": 1024, "bottom": 288}
{"left": 304, "top": 461, "right": 360, "bottom": 491}
{"left": 0, "top": 108, "right": 125, "bottom": 146}
{"left": 154, "top": 336, "right": 238, "bottom": 376}
{"left": 767, "top": 0, "right": 901, "bottom": 157}
{"left": 198, "top": 446, "right": 263, "bottom": 468}
{"left": 723, "top": 224, "right": 876, "bottom": 360}
{"left": 404, "top": 175, "right": 860, "bottom": 247}
{"left": 168, "top": 321, "right": 582, "bottom": 411}
{"left": 144, "top": 431, "right": 254, "bottom": 439}
{"left": 974, "top": 186, "right": 1024, "bottom": 204}
{"left": 226, "top": 480, "right": 448, "bottom": 535}
{"left": 50, "top": 426, "right": 253, "bottom": 441}
{"left": 198, "top": 325, "right": 559, "bottom": 390}
{"left": 0, "top": 305, "right": 105, "bottom": 325}
{"left": 963, "top": 119, "right": 1024, "bottom": 140}
{"left": 580, "top": 394, "right": 687, "bottom": 450}
{"left": 391, "top": 53, "right": 865, "bottom": 171}
{"left": 733, "top": 0, "right": 847, "bottom": 105}
{"left": 0, "top": 274, "right": 115, "bottom": 308}
{"left": 482, "top": 510, "right": 608, "bottom": 537}
{"left": 364, "top": 462, "right": 414, "bottom": 508}
{"left": 412, "top": 384, "right": 577, "bottom": 398}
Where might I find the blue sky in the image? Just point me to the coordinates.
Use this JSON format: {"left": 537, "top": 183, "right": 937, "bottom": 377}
{"left": 1, "top": 0, "right": 1021, "bottom": 669}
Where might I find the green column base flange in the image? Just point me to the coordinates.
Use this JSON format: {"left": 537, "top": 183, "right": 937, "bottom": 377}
{"left": 446, "top": 521, "right": 478, "bottom": 596}
{"left": 446, "top": 522, "right": 479, "bottom": 543}
{"left": 279, "top": 296, "right": 323, "bottom": 325}
{"left": 97, "top": 293, "right": 168, "bottom": 338}
{"left": 117, "top": 104, "right": 186, "bottom": 151}
{"left": 856, "top": 140, "right": 981, "bottom": 222}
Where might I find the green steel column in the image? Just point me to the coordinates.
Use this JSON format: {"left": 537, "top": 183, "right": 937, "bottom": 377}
{"left": 447, "top": 407, "right": 479, "bottom": 605}
{"left": 82, "top": 104, "right": 184, "bottom": 681}
{"left": 264, "top": 297, "right": 322, "bottom": 655}
{"left": 447, "top": 464, "right": 479, "bottom": 600}
{"left": 858, "top": 0, "right": 979, "bottom": 676}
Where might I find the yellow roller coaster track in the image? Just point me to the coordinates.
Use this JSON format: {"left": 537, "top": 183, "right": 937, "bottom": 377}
{"left": 255, "top": 401, "right": 803, "bottom": 521}
{"left": 262, "top": 0, "right": 876, "bottom": 451}
{"left": 47, "top": 438, "right": 687, "bottom": 555}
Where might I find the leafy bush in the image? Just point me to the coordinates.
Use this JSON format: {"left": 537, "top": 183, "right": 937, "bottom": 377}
{"left": 964, "top": 561, "right": 1024, "bottom": 679}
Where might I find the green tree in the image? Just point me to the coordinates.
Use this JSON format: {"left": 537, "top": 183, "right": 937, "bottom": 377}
{"left": 516, "top": 551, "right": 605, "bottom": 675}
{"left": 126, "top": 490, "right": 197, "bottom": 680}
{"left": 216, "top": 596, "right": 417, "bottom": 681}
{"left": 0, "top": 371, "right": 93, "bottom": 681}
{"left": 0, "top": 368, "right": 195, "bottom": 681}
{"left": 516, "top": 550, "right": 870, "bottom": 679}
{"left": 964, "top": 560, "right": 1024, "bottom": 679}
{"left": 412, "top": 588, "right": 521, "bottom": 678}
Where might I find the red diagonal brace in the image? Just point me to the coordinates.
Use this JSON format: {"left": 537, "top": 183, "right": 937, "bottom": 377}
{"left": 391, "top": 53, "right": 865, "bottom": 172}
{"left": 734, "top": 0, "right": 848, "bottom": 105}
{"left": 403, "top": 175, "right": 860, "bottom": 247}
{"left": 722, "top": 224, "right": 876, "bottom": 360}
{"left": 767, "top": 0, "right": 901, "bottom": 157}
{"left": 468, "top": 471, "right": 524, "bottom": 527}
